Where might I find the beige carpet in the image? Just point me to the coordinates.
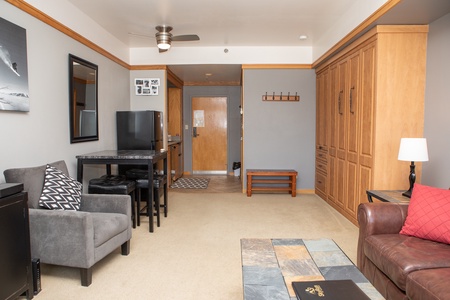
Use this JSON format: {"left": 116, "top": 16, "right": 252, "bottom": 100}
{"left": 32, "top": 192, "right": 358, "bottom": 300}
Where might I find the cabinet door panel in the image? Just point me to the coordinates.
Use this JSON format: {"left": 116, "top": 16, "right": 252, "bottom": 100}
{"left": 327, "top": 155, "right": 337, "bottom": 203}
{"left": 336, "top": 158, "right": 346, "bottom": 208}
{"left": 359, "top": 43, "right": 375, "bottom": 161}
{"left": 345, "top": 161, "right": 358, "bottom": 215}
{"left": 329, "top": 65, "right": 338, "bottom": 152}
{"left": 337, "top": 60, "right": 347, "bottom": 155}
{"left": 347, "top": 51, "right": 360, "bottom": 158}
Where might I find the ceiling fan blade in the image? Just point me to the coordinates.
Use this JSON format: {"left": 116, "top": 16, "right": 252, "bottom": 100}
{"left": 172, "top": 34, "right": 200, "bottom": 42}
{"left": 128, "top": 32, "right": 153, "bottom": 38}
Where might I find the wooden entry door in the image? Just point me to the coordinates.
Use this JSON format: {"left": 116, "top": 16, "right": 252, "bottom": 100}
{"left": 192, "top": 97, "right": 227, "bottom": 173}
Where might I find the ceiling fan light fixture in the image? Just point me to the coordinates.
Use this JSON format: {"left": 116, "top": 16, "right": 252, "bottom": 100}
{"left": 157, "top": 41, "right": 171, "bottom": 50}
{"left": 156, "top": 31, "right": 172, "bottom": 49}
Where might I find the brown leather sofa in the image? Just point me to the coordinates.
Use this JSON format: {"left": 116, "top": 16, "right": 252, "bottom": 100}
{"left": 357, "top": 203, "right": 450, "bottom": 300}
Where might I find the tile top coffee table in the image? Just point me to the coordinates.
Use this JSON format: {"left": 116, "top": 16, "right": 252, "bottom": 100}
{"left": 241, "top": 238, "right": 384, "bottom": 300}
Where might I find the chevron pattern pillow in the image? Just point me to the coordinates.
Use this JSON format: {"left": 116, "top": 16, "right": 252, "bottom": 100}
{"left": 39, "top": 165, "right": 82, "bottom": 211}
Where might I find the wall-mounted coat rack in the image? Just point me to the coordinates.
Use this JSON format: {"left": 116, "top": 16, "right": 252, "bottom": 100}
{"left": 262, "top": 92, "right": 300, "bottom": 102}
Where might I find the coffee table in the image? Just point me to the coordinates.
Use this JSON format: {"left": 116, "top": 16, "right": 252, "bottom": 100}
{"left": 241, "top": 238, "right": 384, "bottom": 300}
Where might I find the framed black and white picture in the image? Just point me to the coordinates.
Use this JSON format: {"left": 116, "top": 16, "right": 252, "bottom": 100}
{"left": 0, "top": 17, "right": 30, "bottom": 111}
{"left": 134, "top": 77, "right": 159, "bottom": 96}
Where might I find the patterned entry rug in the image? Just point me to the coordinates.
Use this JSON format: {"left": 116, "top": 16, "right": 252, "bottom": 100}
{"left": 170, "top": 177, "right": 210, "bottom": 189}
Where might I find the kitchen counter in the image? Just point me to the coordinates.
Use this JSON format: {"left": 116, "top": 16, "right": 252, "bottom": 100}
{"left": 168, "top": 140, "right": 181, "bottom": 146}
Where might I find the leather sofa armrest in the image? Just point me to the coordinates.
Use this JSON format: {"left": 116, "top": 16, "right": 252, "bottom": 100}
{"left": 358, "top": 203, "right": 409, "bottom": 236}
{"left": 80, "top": 194, "right": 131, "bottom": 219}
{"left": 357, "top": 202, "right": 409, "bottom": 269}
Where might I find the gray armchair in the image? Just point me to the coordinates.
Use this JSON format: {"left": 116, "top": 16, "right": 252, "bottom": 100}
{"left": 4, "top": 160, "right": 132, "bottom": 286}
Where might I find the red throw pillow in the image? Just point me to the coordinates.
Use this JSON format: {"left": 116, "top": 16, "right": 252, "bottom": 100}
{"left": 400, "top": 183, "right": 450, "bottom": 244}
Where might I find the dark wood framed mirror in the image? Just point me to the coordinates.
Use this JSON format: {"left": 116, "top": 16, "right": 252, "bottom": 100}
{"left": 69, "top": 54, "right": 98, "bottom": 143}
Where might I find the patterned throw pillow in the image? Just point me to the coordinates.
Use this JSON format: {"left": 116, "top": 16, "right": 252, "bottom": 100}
{"left": 400, "top": 183, "right": 450, "bottom": 244}
{"left": 39, "top": 165, "right": 82, "bottom": 211}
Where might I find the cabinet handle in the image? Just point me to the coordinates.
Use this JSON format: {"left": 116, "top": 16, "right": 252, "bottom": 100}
{"left": 338, "top": 90, "right": 343, "bottom": 115}
{"left": 349, "top": 86, "right": 355, "bottom": 114}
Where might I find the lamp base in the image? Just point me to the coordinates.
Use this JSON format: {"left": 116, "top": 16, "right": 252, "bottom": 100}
{"left": 402, "top": 189, "right": 412, "bottom": 198}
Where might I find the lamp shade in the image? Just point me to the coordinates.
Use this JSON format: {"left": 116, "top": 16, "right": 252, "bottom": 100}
{"left": 398, "top": 138, "right": 429, "bottom": 162}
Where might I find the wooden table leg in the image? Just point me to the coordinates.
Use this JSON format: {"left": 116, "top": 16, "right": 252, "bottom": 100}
{"left": 247, "top": 174, "right": 252, "bottom": 197}
{"left": 291, "top": 174, "right": 296, "bottom": 197}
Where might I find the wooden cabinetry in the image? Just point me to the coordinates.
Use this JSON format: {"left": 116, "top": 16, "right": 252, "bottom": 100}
{"left": 168, "top": 87, "right": 182, "bottom": 137}
{"left": 0, "top": 185, "right": 33, "bottom": 299}
{"left": 169, "top": 142, "right": 183, "bottom": 182}
{"left": 315, "top": 25, "right": 428, "bottom": 225}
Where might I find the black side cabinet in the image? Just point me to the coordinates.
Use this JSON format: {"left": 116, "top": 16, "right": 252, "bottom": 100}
{"left": 0, "top": 184, "right": 33, "bottom": 300}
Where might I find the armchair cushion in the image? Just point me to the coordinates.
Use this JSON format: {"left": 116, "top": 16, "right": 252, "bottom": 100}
{"left": 39, "top": 165, "right": 82, "bottom": 211}
{"left": 400, "top": 183, "right": 450, "bottom": 244}
{"left": 92, "top": 212, "right": 129, "bottom": 247}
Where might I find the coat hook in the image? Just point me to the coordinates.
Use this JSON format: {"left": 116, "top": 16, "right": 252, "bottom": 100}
{"left": 280, "top": 92, "right": 282, "bottom": 100}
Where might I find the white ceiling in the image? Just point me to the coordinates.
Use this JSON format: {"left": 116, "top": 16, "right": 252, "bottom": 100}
{"left": 67, "top": 0, "right": 358, "bottom": 48}
{"left": 66, "top": 0, "right": 450, "bottom": 85}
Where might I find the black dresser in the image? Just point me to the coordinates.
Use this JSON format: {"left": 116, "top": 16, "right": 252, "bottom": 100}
{"left": 0, "top": 183, "right": 33, "bottom": 300}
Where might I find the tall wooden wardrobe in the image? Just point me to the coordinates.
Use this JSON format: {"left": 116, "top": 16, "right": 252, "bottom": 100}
{"left": 315, "top": 25, "right": 428, "bottom": 225}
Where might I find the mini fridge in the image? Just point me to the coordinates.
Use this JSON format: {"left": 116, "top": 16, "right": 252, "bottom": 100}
{"left": 116, "top": 110, "right": 164, "bottom": 175}
{"left": 117, "top": 110, "right": 163, "bottom": 151}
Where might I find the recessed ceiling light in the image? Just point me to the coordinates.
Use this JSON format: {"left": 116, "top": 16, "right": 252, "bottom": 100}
{"left": 205, "top": 73, "right": 213, "bottom": 76}
{"left": 299, "top": 35, "right": 308, "bottom": 40}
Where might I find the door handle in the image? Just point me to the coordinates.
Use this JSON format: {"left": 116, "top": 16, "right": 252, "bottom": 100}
{"left": 193, "top": 127, "right": 199, "bottom": 138}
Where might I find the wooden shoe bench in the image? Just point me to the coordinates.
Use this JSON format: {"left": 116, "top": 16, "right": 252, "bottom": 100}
{"left": 246, "top": 169, "right": 297, "bottom": 197}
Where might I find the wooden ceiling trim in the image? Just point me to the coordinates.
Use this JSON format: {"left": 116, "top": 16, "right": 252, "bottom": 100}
{"left": 129, "top": 65, "right": 167, "bottom": 71}
{"left": 6, "top": 0, "right": 130, "bottom": 69}
{"left": 183, "top": 81, "right": 241, "bottom": 86}
{"left": 242, "top": 64, "right": 312, "bottom": 69}
{"left": 167, "top": 69, "right": 184, "bottom": 88}
{"left": 312, "top": 0, "right": 402, "bottom": 68}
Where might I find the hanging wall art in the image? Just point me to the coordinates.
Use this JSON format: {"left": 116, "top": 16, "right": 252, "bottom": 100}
{"left": 0, "top": 17, "right": 29, "bottom": 112}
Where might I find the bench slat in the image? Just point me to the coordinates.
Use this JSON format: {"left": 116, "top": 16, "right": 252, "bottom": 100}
{"left": 247, "top": 169, "right": 297, "bottom": 197}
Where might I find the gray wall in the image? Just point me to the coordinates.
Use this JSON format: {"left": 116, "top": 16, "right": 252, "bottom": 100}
{"left": 183, "top": 86, "right": 242, "bottom": 174}
{"left": 422, "top": 12, "right": 450, "bottom": 189}
{"left": 0, "top": 3, "right": 130, "bottom": 185}
{"left": 243, "top": 69, "right": 316, "bottom": 190}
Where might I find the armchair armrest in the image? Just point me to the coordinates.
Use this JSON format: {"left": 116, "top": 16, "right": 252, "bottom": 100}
{"left": 28, "top": 209, "right": 95, "bottom": 268}
{"left": 80, "top": 194, "right": 131, "bottom": 218}
{"left": 357, "top": 202, "right": 409, "bottom": 269}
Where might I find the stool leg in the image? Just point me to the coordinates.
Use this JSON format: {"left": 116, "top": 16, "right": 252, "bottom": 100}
{"left": 154, "top": 188, "right": 161, "bottom": 227}
{"left": 136, "top": 188, "right": 141, "bottom": 227}
{"left": 131, "top": 190, "right": 136, "bottom": 228}
{"left": 162, "top": 182, "right": 168, "bottom": 217}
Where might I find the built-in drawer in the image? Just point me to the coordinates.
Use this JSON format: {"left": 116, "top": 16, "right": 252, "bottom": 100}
{"left": 316, "top": 148, "right": 328, "bottom": 163}
{"left": 316, "top": 160, "right": 327, "bottom": 173}
{"left": 315, "top": 171, "right": 327, "bottom": 194}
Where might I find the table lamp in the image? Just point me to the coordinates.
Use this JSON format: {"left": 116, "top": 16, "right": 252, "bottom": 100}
{"left": 398, "top": 138, "right": 429, "bottom": 198}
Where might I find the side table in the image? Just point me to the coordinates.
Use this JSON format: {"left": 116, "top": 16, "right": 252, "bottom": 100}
{"left": 366, "top": 190, "right": 410, "bottom": 203}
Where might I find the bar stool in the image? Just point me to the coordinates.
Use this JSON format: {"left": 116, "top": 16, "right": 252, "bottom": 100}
{"left": 88, "top": 174, "right": 137, "bottom": 228}
{"left": 125, "top": 169, "right": 168, "bottom": 227}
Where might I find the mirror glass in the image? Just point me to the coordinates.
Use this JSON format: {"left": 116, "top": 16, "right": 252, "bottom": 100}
{"left": 69, "top": 54, "right": 98, "bottom": 143}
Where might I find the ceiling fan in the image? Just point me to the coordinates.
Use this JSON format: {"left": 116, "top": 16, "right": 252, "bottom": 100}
{"left": 153, "top": 25, "right": 200, "bottom": 52}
